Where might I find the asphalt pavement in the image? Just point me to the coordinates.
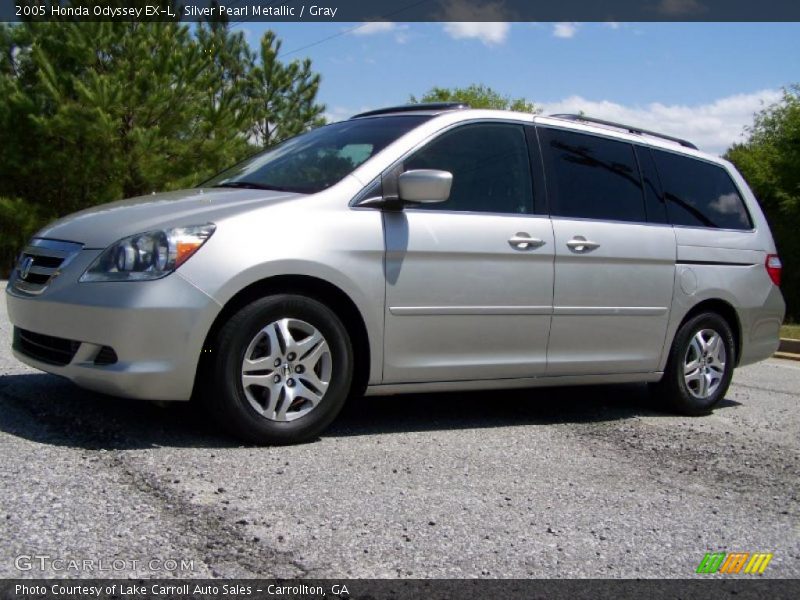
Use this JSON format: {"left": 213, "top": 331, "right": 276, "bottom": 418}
{"left": 0, "top": 287, "right": 798, "bottom": 579}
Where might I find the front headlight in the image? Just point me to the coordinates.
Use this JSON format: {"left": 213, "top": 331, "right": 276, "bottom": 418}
{"left": 80, "top": 224, "right": 216, "bottom": 282}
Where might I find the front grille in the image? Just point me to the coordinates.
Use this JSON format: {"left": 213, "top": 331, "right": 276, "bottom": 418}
{"left": 13, "top": 238, "right": 83, "bottom": 295}
{"left": 13, "top": 327, "right": 80, "bottom": 366}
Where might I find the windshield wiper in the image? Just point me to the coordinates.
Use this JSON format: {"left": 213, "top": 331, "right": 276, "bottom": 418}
{"left": 212, "top": 181, "right": 295, "bottom": 192}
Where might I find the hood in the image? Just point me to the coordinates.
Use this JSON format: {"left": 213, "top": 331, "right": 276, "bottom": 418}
{"left": 35, "top": 188, "right": 304, "bottom": 248}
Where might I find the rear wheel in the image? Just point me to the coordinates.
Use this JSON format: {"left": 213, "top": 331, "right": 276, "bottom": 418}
{"left": 207, "top": 294, "right": 353, "bottom": 444}
{"left": 652, "top": 312, "right": 735, "bottom": 415}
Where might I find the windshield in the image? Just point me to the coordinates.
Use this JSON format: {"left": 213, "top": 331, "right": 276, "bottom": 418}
{"left": 203, "top": 115, "right": 431, "bottom": 194}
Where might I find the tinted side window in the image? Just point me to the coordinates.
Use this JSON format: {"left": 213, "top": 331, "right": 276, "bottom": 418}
{"left": 541, "top": 128, "right": 645, "bottom": 223}
{"left": 403, "top": 123, "right": 533, "bottom": 214}
{"left": 651, "top": 149, "right": 753, "bottom": 230}
{"left": 635, "top": 146, "right": 668, "bottom": 224}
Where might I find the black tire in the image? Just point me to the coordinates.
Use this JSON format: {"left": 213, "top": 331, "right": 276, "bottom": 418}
{"left": 652, "top": 312, "right": 735, "bottom": 415}
{"left": 206, "top": 294, "right": 353, "bottom": 444}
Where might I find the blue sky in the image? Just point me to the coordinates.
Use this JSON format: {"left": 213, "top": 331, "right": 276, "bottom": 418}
{"left": 239, "top": 22, "right": 800, "bottom": 154}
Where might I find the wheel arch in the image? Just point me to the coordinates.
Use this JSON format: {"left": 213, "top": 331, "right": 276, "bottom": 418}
{"left": 675, "top": 298, "right": 743, "bottom": 366}
{"left": 195, "top": 274, "right": 372, "bottom": 398}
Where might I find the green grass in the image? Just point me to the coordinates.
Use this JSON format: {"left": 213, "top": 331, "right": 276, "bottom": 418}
{"left": 781, "top": 323, "right": 800, "bottom": 340}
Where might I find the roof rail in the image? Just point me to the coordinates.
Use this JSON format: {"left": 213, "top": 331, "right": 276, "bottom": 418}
{"left": 351, "top": 103, "right": 470, "bottom": 119}
{"left": 548, "top": 113, "right": 698, "bottom": 150}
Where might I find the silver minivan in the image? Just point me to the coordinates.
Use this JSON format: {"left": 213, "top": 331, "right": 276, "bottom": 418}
{"left": 6, "top": 104, "right": 785, "bottom": 444}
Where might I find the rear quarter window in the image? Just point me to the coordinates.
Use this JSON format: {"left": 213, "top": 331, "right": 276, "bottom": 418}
{"left": 651, "top": 149, "right": 753, "bottom": 230}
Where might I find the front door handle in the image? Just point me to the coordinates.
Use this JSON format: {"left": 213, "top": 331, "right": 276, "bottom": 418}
{"left": 508, "top": 233, "right": 546, "bottom": 250}
{"left": 566, "top": 236, "right": 601, "bottom": 252}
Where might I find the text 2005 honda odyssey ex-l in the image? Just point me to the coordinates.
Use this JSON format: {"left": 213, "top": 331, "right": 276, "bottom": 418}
{"left": 6, "top": 104, "right": 786, "bottom": 444}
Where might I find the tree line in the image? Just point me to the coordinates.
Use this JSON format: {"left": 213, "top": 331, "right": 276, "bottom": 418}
{"left": 725, "top": 86, "right": 800, "bottom": 322}
{"left": 0, "top": 19, "right": 324, "bottom": 270}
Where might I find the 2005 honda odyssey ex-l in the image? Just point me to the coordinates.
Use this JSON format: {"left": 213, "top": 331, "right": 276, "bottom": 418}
{"left": 6, "top": 104, "right": 786, "bottom": 444}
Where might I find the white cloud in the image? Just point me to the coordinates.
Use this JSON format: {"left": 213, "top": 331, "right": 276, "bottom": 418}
{"left": 439, "top": 0, "right": 510, "bottom": 45}
{"left": 324, "top": 105, "right": 372, "bottom": 123}
{"left": 553, "top": 22, "right": 579, "bottom": 39}
{"left": 351, "top": 21, "right": 397, "bottom": 36}
{"left": 540, "top": 89, "right": 782, "bottom": 155}
{"left": 603, "top": 21, "right": 621, "bottom": 30}
{"left": 349, "top": 21, "right": 410, "bottom": 44}
{"left": 442, "top": 22, "right": 510, "bottom": 45}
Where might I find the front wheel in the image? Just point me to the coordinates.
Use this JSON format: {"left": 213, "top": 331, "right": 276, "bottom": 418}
{"left": 652, "top": 312, "right": 735, "bottom": 415}
{"left": 207, "top": 294, "right": 353, "bottom": 444}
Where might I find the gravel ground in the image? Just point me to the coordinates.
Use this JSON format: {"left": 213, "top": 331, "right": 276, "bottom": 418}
{"left": 0, "top": 286, "right": 798, "bottom": 579}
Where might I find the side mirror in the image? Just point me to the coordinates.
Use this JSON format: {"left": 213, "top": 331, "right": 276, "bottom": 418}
{"left": 398, "top": 169, "right": 452, "bottom": 204}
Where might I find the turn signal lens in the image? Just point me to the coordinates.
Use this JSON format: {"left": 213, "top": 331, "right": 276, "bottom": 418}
{"left": 765, "top": 254, "right": 782, "bottom": 286}
{"left": 175, "top": 238, "right": 207, "bottom": 268}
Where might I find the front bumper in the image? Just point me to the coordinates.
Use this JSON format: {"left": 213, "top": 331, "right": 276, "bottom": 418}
{"left": 6, "top": 252, "right": 220, "bottom": 401}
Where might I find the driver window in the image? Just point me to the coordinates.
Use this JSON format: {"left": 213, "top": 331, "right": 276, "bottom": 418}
{"left": 403, "top": 123, "right": 534, "bottom": 214}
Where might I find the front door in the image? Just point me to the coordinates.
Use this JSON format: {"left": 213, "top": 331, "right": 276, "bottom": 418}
{"left": 382, "top": 122, "right": 555, "bottom": 383}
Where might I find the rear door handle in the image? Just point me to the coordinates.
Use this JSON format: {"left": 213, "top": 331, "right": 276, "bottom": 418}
{"left": 566, "top": 236, "right": 600, "bottom": 252}
{"left": 508, "top": 233, "right": 546, "bottom": 250}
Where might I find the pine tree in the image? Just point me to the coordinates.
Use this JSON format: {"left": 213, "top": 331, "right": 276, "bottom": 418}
{"left": 248, "top": 31, "right": 325, "bottom": 148}
{"left": 0, "top": 20, "right": 326, "bottom": 273}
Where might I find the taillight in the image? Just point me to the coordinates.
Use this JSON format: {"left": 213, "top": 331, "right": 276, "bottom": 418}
{"left": 765, "top": 254, "right": 782, "bottom": 286}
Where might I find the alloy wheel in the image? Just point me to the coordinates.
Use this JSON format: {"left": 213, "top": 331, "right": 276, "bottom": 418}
{"left": 240, "top": 318, "right": 332, "bottom": 422}
{"left": 683, "top": 328, "right": 727, "bottom": 399}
